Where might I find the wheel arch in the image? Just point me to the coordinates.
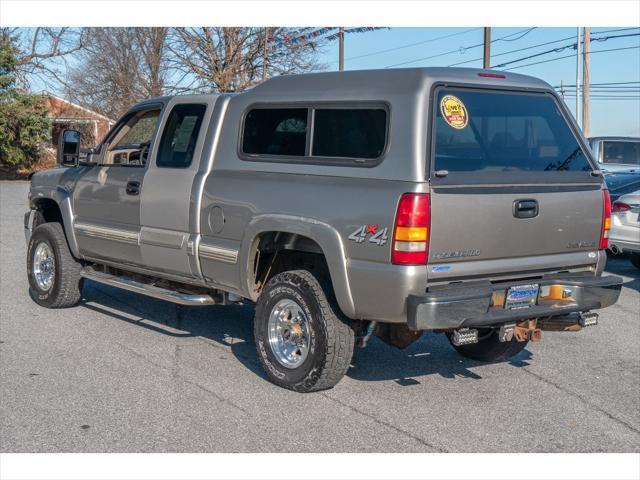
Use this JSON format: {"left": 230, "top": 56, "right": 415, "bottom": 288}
{"left": 30, "top": 188, "right": 81, "bottom": 259}
{"left": 240, "top": 215, "right": 356, "bottom": 318}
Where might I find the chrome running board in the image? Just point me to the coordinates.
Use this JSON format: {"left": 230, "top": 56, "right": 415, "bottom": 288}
{"left": 80, "top": 267, "right": 216, "bottom": 306}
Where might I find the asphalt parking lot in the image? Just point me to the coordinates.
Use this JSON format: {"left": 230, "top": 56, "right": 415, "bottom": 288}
{"left": 1, "top": 181, "right": 639, "bottom": 453}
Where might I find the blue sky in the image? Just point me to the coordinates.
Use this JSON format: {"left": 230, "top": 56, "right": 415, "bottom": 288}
{"left": 315, "top": 27, "right": 640, "bottom": 137}
{"left": 24, "top": 27, "right": 639, "bottom": 137}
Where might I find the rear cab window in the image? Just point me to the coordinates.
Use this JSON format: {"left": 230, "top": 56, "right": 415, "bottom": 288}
{"left": 602, "top": 140, "right": 640, "bottom": 166}
{"left": 431, "top": 88, "right": 594, "bottom": 180}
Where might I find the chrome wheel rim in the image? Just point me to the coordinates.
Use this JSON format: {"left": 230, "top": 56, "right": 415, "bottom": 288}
{"left": 267, "top": 298, "right": 310, "bottom": 369}
{"left": 33, "top": 242, "right": 55, "bottom": 291}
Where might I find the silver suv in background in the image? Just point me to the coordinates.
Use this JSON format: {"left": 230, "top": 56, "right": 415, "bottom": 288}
{"left": 589, "top": 136, "right": 640, "bottom": 173}
{"left": 24, "top": 68, "right": 622, "bottom": 392}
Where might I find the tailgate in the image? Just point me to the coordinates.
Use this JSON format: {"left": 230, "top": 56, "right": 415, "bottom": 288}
{"left": 430, "top": 185, "right": 603, "bottom": 263}
{"left": 428, "top": 86, "right": 603, "bottom": 279}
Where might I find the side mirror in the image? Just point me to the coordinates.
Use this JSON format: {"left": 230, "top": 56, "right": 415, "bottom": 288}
{"left": 57, "top": 129, "right": 81, "bottom": 167}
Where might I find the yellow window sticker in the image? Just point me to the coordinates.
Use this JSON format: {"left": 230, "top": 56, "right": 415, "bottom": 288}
{"left": 440, "top": 95, "right": 468, "bottom": 130}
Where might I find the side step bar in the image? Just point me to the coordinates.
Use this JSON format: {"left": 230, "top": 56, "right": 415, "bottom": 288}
{"left": 80, "top": 267, "right": 216, "bottom": 306}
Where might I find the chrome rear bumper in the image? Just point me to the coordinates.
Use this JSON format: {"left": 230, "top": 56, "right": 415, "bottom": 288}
{"left": 407, "top": 273, "right": 623, "bottom": 330}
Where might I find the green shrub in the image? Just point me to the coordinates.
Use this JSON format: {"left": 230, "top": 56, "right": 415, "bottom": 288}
{"left": 0, "top": 32, "right": 51, "bottom": 168}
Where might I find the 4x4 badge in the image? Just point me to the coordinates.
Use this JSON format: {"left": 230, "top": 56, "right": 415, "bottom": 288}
{"left": 349, "top": 224, "right": 388, "bottom": 246}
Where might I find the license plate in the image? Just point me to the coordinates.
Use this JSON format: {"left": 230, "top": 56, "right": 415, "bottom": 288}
{"left": 504, "top": 284, "right": 539, "bottom": 310}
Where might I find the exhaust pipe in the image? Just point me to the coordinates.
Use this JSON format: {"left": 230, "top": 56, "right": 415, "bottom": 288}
{"left": 609, "top": 244, "right": 620, "bottom": 254}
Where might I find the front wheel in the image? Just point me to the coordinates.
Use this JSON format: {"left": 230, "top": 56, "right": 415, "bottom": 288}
{"left": 27, "top": 223, "right": 83, "bottom": 308}
{"left": 254, "top": 270, "right": 354, "bottom": 392}
{"left": 446, "top": 328, "right": 528, "bottom": 362}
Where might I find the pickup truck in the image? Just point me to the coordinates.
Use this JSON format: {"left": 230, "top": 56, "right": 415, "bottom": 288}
{"left": 25, "top": 67, "right": 622, "bottom": 392}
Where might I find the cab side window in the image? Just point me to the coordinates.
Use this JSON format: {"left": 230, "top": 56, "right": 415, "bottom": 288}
{"left": 103, "top": 108, "right": 161, "bottom": 166}
{"left": 240, "top": 105, "right": 388, "bottom": 164}
{"left": 157, "top": 104, "right": 207, "bottom": 169}
{"left": 242, "top": 108, "right": 308, "bottom": 157}
{"left": 312, "top": 108, "right": 387, "bottom": 159}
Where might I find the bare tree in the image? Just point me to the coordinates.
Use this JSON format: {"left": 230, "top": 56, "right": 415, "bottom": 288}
{"left": 168, "top": 27, "right": 323, "bottom": 93}
{"left": 56, "top": 27, "right": 324, "bottom": 118}
{"left": 1, "top": 27, "right": 87, "bottom": 90}
{"left": 66, "top": 28, "right": 172, "bottom": 119}
{"left": 135, "top": 27, "right": 169, "bottom": 97}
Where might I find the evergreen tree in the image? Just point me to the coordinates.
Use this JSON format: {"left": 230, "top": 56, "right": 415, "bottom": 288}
{"left": 0, "top": 31, "right": 51, "bottom": 168}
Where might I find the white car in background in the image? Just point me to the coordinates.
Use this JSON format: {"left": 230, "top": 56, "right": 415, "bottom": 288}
{"left": 589, "top": 137, "right": 640, "bottom": 173}
{"left": 608, "top": 190, "right": 640, "bottom": 269}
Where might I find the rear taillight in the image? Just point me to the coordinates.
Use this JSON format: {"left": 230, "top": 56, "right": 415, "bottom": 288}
{"left": 612, "top": 201, "right": 631, "bottom": 213}
{"left": 600, "top": 190, "right": 612, "bottom": 250}
{"left": 391, "top": 193, "right": 430, "bottom": 265}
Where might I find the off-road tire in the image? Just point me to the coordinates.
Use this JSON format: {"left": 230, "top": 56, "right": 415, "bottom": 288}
{"left": 447, "top": 328, "right": 528, "bottom": 362}
{"left": 27, "top": 222, "right": 83, "bottom": 308}
{"left": 254, "top": 270, "right": 355, "bottom": 392}
{"left": 629, "top": 253, "right": 640, "bottom": 270}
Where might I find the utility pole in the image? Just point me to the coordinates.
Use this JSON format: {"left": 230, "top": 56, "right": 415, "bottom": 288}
{"left": 339, "top": 27, "right": 345, "bottom": 71}
{"left": 582, "top": 27, "right": 591, "bottom": 136}
{"left": 575, "top": 27, "right": 581, "bottom": 127}
{"left": 483, "top": 27, "right": 491, "bottom": 68}
{"left": 262, "top": 27, "right": 269, "bottom": 82}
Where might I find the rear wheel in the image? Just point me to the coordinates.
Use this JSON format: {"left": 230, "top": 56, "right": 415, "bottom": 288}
{"left": 629, "top": 253, "right": 640, "bottom": 270}
{"left": 27, "top": 223, "right": 83, "bottom": 308}
{"left": 254, "top": 270, "right": 354, "bottom": 392}
{"left": 447, "top": 328, "right": 528, "bottom": 362}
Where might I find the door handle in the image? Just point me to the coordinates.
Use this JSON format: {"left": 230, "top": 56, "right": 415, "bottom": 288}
{"left": 513, "top": 199, "right": 538, "bottom": 219}
{"left": 126, "top": 181, "right": 140, "bottom": 196}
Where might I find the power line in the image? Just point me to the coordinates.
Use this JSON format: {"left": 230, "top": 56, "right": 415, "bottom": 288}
{"left": 493, "top": 32, "right": 640, "bottom": 68}
{"left": 560, "top": 88, "right": 640, "bottom": 92}
{"left": 591, "top": 27, "right": 640, "bottom": 35}
{"left": 336, "top": 27, "right": 482, "bottom": 64}
{"left": 358, "top": 27, "right": 636, "bottom": 67}
{"left": 385, "top": 27, "right": 536, "bottom": 68}
{"left": 553, "top": 81, "right": 640, "bottom": 88}
{"left": 564, "top": 88, "right": 640, "bottom": 96}
{"left": 450, "top": 29, "right": 640, "bottom": 67}
{"left": 499, "top": 27, "right": 537, "bottom": 42}
{"left": 559, "top": 88, "right": 640, "bottom": 92}
{"left": 562, "top": 96, "right": 640, "bottom": 100}
{"left": 449, "top": 33, "right": 579, "bottom": 67}
{"left": 503, "top": 45, "right": 640, "bottom": 71}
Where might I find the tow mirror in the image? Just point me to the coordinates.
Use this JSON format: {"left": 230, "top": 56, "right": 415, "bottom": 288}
{"left": 57, "top": 129, "right": 81, "bottom": 167}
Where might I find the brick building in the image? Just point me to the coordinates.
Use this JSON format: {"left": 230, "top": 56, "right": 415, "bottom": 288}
{"left": 43, "top": 94, "right": 114, "bottom": 147}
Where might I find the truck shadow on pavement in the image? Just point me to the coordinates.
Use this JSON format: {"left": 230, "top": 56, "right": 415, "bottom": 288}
{"left": 348, "top": 334, "right": 532, "bottom": 385}
{"left": 79, "top": 281, "right": 532, "bottom": 386}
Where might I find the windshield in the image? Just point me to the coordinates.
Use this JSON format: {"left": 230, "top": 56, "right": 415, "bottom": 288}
{"left": 602, "top": 141, "right": 640, "bottom": 166}
{"left": 433, "top": 89, "right": 592, "bottom": 173}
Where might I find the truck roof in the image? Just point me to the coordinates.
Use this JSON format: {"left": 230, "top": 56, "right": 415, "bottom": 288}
{"left": 246, "top": 67, "right": 552, "bottom": 96}
{"left": 140, "top": 67, "right": 553, "bottom": 107}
